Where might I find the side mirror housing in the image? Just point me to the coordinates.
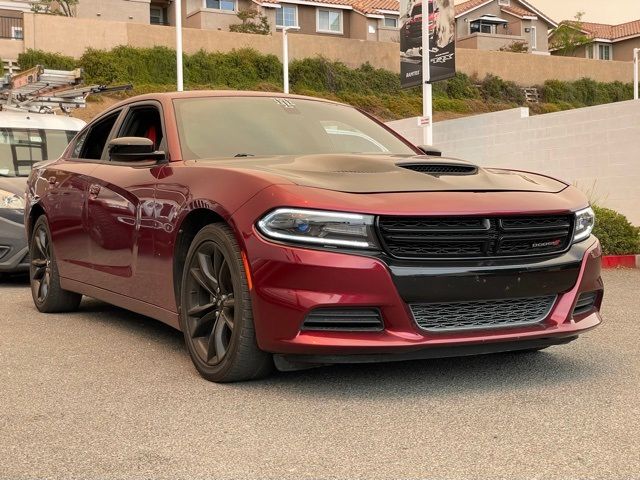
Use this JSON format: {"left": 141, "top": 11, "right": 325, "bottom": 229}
{"left": 417, "top": 145, "right": 442, "bottom": 157}
{"left": 108, "top": 137, "right": 166, "bottom": 162}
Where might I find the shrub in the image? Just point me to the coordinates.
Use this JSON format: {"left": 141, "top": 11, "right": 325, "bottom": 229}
{"left": 18, "top": 49, "right": 76, "bottom": 70}
{"left": 229, "top": 8, "right": 271, "bottom": 35}
{"left": 592, "top": 206, "right": 640, "bottom": 255}
{"left": 480, "top": 74, "right": 525, "bottom": 104}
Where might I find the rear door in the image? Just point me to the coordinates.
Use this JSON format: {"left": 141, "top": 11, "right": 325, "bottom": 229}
{"left": 84, "top": 102, "right": 166, "bottom": 302}
{"left": 44, "top": 111, "right": 121, "bottom": 282}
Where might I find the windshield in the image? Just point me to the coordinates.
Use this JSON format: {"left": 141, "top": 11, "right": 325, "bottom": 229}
{"left": 0, "top": 128, "right": 77, "bottom": 177}
{"left": 173, "top": 97, "right": 416, "bottom": 160}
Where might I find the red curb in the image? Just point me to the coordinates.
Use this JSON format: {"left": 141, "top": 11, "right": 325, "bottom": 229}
{"left": 602, "top": 255, "right": 640, "bottom": 269}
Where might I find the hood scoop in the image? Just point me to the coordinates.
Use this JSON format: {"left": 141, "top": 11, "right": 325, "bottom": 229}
{"left": 397, "top": 162, "right": 478, "bottom": 176}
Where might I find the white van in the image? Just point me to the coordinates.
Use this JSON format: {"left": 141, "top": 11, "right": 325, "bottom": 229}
{"left": 0, "top": 112, "right": 85, "bottom": 275}
{"left": 0, "top": 111, "right": 86, "bottom": 177}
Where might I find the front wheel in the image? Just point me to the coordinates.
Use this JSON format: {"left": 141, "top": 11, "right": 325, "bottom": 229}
{"left": 179, "top": 224, "right": 273, "bottom": 382}
{"left": 29, "top": 216, "right": 82, "bottom": 313}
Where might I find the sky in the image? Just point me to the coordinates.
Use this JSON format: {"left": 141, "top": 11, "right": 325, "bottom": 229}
{"left": 454, "top": 0, "right": 640, "bottom": 24}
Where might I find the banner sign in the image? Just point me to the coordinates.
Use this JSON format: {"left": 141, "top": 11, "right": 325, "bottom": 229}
{"left": 400, "top": 0, "right": 456, "bottom": 88}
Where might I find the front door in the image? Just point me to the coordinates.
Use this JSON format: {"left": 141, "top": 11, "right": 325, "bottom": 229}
{"left": 85, "top": 103, "right": 166, "bottom": 303}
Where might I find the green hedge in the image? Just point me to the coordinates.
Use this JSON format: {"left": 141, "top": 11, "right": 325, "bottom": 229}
{"left": 16, "top": 47, "right": 635, "bottom": 120}
{"left": 540, "top": 78, "right": 633, "bottom": 107}
{"left": 593, "top": 206, "right": 640, "bottom": 255}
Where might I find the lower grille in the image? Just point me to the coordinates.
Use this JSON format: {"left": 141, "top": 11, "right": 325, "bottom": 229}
{"left": 573, "top": 291, "right": 598, "bottom": 316}
{"left": 378, "top": 215, "right": 573, "bottom": 259}
{"left": 410, "top": 295, "right": 556, "bottom": 332}
{"left": 302, "top": 308, "right": 383, "bottom": 332}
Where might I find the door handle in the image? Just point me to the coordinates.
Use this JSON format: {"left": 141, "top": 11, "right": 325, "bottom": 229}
{"left": 88, "top": 184, "right": 101, "bottom": 197}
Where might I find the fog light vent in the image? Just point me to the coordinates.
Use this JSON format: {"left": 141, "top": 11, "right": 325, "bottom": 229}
{"left": 573, "top": 292, "right": 598, "bottom": 316}
{"left": 302, "top": 308, "right": 383, "bottom": 332}
{"left": 0, "top": 246, "right": 9, "bottom": 260}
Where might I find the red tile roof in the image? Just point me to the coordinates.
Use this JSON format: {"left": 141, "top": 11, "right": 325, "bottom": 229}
{"left": 454, "top": 0, "right": 491, "bottom": 16}
{"left": 579, "top": 20, "right": 640, "bottom": 41}
{"left": 256, "top": 0, "right": 401, "bottom": 15}
{"left": 500, "top": 4, "right": 536, "bottom": 19}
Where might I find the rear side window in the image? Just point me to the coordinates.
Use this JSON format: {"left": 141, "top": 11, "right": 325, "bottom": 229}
{"left": 72, "top": 111, "right": 120, "bottom": 160}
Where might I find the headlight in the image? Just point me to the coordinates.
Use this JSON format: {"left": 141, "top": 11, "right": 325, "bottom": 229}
{"left": 573, "top": 206, "right": 595, "bottom": 242}
{"left": 0, "top": 189, "right": 25, "bottom": 210}
{"left": 257, "top": 208, "right": 379, "bottom": 249}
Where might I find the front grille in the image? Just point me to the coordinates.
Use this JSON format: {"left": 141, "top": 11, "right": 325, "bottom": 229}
{"left": 302, "top": 308, "right": 383, "bottom": 332}
{"left": 573, "top": 291, "right": 598, "bottom": 316}
{"left": 398, "top": 163, "right": 477, "bottom": 175}
{"left": 410, "top": 295, "right": 557, "bottom": 332}
{"left": 378, "top": 214, "right": 573, "bottom": 259}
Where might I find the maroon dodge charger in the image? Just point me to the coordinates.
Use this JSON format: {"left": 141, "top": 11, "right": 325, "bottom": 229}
{"left": 25, "top": 91, "right": 603, "bottom": 382}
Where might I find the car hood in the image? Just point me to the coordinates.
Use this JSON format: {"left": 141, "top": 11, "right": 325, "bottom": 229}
{"left": 191, "top": 154, "right": 567, "bottom": 194}
{"left": 0, "top": 176, "right": 28, "bottom": 196}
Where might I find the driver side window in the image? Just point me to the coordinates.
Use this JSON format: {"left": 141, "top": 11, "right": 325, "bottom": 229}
{"left": 116, "top": 105, "right": 164, "bottom": 152}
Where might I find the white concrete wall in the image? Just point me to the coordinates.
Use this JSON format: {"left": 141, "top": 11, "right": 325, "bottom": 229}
{"left": 387, "top": 101, "right": 640, "bottom": 225}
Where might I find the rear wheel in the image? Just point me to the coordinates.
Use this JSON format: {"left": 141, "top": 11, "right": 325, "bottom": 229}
{"left": 29, "top": 216, "right": 82, "bottom": 313}
{"left": 179, "top": 224, "right": 272, "bottom": 382}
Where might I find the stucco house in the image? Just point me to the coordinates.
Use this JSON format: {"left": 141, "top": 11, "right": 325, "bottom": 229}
{"left": 454, "top": 0, "right": 557, "bottom": 53}
{"left": 550, "top": 20, "right": 640, "bottom": 62}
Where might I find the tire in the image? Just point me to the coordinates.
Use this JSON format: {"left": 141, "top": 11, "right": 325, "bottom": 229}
{"left": 179, "top": 223, "right": 273, "bottom": 382}
{"left": 29, "top": 216, "right": 82, "bottom": 313}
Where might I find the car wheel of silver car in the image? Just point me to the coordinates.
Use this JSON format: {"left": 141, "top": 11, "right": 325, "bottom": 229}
{"left": 180, "top": 223, "right": 273, "bottom": 383}
{"left": 29, "top": 216, "right": 82, "bottom": 313}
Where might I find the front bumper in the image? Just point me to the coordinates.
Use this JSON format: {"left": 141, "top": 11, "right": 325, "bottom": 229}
{"left": 0, "top": 209, "right": 29, "bottom": 273}
{"left": 245, "top": 232, "right": 603, "bottom": 360}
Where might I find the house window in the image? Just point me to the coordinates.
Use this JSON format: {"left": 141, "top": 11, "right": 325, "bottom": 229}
{"left": 470, "top": 21, "right": 495, "bottom": 34}
{"left": 205, "top": 0, "right": 235, "bottom": 11}
{"left": 586, "top": 44, "right": 594, "bottom": 59}
{"left": 530, "top": 26, "right": 537, "bottom": 50}
{"left": 498, "top": 0, "right": 510, "bottom": 5}
{"left": 317, "top": 9, "right": 343, "bottom": 34}
{"left": 598, "top": 44, "right": 612, "bottom": 60}
{"left": 150, "top": 6, "right": 164, "bottom": 25}
{"left": 11, "top": 26, "right": 23, "bottom": 40}
{"left": 276, "top": 4, "right": 298, "bottom": 28}
{"left": 383, "top": 16, "right": 398, "bottom": 28}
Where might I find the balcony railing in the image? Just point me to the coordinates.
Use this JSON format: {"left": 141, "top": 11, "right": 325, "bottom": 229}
{"left": 0, "top": 16, "right": 23, "bottom": 40}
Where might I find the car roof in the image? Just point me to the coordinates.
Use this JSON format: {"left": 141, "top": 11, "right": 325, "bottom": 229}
{"left": 0, "top": 111, "right": 86, "bottom": 131}
{"left": 104, "top": 90, "right": 346, "bottom": 112}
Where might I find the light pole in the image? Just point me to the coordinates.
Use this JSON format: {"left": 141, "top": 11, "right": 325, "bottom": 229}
{"left": 421, "top": 3, "right": 432, "bottom": 146}
{"left": 175, "top": 0, "right": 184, "bottom": 92}
{"left": 281, "top": 26, "right": 299, "bottom": 94}
{"left": 634, "top": 48, "right": 639, "bottom": 101}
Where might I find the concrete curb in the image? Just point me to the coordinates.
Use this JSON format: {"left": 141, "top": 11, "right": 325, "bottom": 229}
{"left": 602, "top": 255, "right": 640, "bottom": 269}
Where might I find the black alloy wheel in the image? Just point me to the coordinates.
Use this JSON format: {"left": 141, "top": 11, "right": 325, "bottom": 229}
{"left": 184, "top": 240, "right": 236, "bottom": 366}
{"left": 29, "top": 216, "right": 82, "bottom": 313}
{"left": 180, "top": 224, "right": 272, "bottom": 382}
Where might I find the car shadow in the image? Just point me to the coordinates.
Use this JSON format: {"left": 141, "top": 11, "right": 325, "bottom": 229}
{"left": 66, "top": 297, "right": 607, "bottom": 400}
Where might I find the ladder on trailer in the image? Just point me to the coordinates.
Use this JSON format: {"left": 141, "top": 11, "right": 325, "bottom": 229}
{"left": 0, "top": 65, "right": 132, "bottom": 114}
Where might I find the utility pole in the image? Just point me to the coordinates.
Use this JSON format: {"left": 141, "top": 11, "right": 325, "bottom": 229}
{"left": 175, "top": 0, "right": 184, "bottom": 92}
{"left": 281, "top": 26, "right": 298, "bottom": 94}
{"left": 421, "top": 3, "right": 432, "bottom": 146}
{"left": 634, "top": 48, "right": 639, "bottom": 101}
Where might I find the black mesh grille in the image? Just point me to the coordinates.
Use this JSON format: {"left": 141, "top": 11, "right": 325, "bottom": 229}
{"left": 398, "top": 163, "right": 477, "bottom": 175}
{"left": 378, "top": 215, "right": 573, "bottom": 259}
{"left": 410, "top": 296, "right": 556, "bottom": 332}
{"left": 302, "top": 308, "right": 383, "bottom": 331}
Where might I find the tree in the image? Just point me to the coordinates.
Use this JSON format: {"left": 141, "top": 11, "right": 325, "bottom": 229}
{"left": 550, "top": 12, "right": 592, "bottom": 56}
{"left": 31, "top": 0, "right": 78, "bottom": 17}
{"left": 229, "top": 8, "right": 271, "bottom": 35}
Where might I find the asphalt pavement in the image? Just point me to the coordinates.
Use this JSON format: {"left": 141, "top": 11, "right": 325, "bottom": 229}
{"left": 1, "top": 270, "right": 639, "bottom": 480}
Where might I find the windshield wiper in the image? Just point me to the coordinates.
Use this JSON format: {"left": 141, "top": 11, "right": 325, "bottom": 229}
{"left": 234, "top": 153, "right": 254, "bottom": 157}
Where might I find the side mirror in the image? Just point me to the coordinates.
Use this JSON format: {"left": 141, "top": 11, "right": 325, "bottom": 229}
{"left": 417, "top": 145, "right": 442, "bottom": 157}
{"left": 108, "top": 137, "right": 166, "bottom": 162}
